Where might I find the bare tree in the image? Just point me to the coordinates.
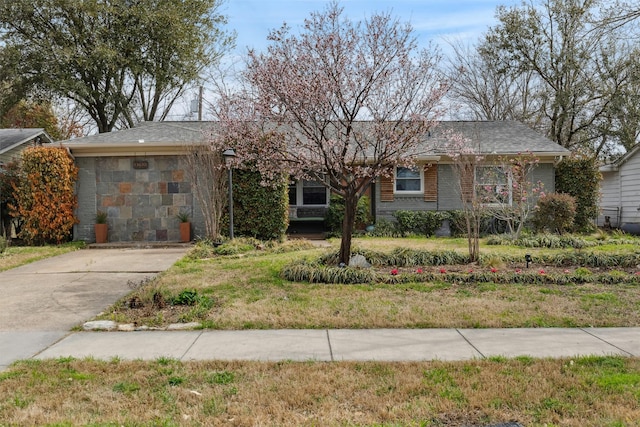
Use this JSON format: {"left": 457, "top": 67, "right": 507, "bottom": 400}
{"left": 183, "top": 144, "right": 227, "bottom": 240}
{"left": 445, "top": 41, "right": 544, "bottom": 129}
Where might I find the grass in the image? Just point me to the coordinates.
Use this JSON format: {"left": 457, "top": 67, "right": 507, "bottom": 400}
{"left": 97, "top": 236, "right": 640, "bottom": 329}
{"left": 0, "top": 241, "right": 84, "bottom": 272}
{"left": 0, "top": 356, "right": 639, "bottom": 426}
{"left": 3, "top": 235, "right": 640, "bottom": 425}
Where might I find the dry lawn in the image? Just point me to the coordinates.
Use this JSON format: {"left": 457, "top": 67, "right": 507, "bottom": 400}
{"left": 99, "top": 237, "right": 640, "bottom": 329}
{"left": 0, "top": 242, "right": 83, "bottom": 272}
{"left": 1, "top": 356, "right": 638, "bottom": 426}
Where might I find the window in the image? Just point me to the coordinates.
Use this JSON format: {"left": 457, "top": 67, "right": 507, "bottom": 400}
{"left": 475, "top": 166, "right": 511, "bottom": 204}
{"left": 288, "top": 179, "right": 328, "bottom": 206}
{"left": 395, "top": 167, "right": 422, "bottom": 193}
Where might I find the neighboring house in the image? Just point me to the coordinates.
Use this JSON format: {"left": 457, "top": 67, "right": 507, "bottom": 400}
{"left": 598, "top": 144, "right": 640, "bottom": 230}
{"left": 0, "top": 128, "right": 54, "bottom": 165}
{"left": 61, "top": 120, "right": 569, "bottom": 243}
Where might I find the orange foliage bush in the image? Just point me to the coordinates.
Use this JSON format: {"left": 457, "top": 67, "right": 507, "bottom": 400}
{"left": 9, "top": 146, "right": 78, "bottom": 244}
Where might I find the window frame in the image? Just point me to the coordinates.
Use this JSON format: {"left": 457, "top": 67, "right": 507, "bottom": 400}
{"left": 288, "top": 178, "right": 330, "bottom": 207}
{"left": 394, "top": 166, "right": 423, "bottom": 195}
{"left": 475, "top": 165, "right": 512, "bottom": 206}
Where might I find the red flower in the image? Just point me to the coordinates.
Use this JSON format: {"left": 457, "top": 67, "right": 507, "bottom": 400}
{"left": 491, "top": 267, "right": 498, "bottom": 273}
{"left": 439, "top": 268, "right": 447, "bottom": 274}
{"left": 515, "top": 269, "right": 522, "bottom": 274}
{"left": 539, "top": 269, "right": 546, "bottom": 275}
{"left": 416, "top": 268, "right": 423, "bottom": 274}
{"left": 391, "top": 268, "right": 398, "bottom": 276}
{"left": 468, "top": 269, "right": 474, "bottom": 273}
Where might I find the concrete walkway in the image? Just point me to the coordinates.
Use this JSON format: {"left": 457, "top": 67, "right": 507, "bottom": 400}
{"left": 0, "top": 247, "right": 189, "bottom": 370}
{"left": 34, "top": 327, "right": 640, "bottom": 363}
{"left": 2, "top": 246, "right": 640, "bottom": 370}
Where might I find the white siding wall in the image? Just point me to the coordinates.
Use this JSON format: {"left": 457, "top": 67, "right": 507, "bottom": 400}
{"left": 619, "top": 152, "right": 640, "bottom": 225}
{"left": 597, "top": 171, "right": 621, "bottom": 227}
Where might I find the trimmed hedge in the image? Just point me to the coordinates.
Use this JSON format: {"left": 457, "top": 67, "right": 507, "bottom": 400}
{"left": 227, "top": 168, "right": 288, "bottom": 241}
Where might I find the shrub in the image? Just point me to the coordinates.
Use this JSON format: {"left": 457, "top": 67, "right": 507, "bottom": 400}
{"left": 367, "top": 218, "right": 401, "bottom": 237}
{"left": 555, "top": 157, "right": 600, "bottom": 232}
{"left": 0, "top": 235, "right": 7, "bottom": 253}
{"left": 324, "top": 195, "right": 372, "bottom": 233}
{"left": 531, "top": 193, "right": 576, "bottom": 234}
{"left": 392, "top": 210, "right": 447, "bottom": 236}
{"left": 227, "top": 168, "right": 288, "bottom": 241}
{"left": 10, "top": 147, "right": 78, "bottom": 244}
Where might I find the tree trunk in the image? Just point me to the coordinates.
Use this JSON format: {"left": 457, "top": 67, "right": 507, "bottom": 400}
{"left": 339, "top": 194, "right": 358, "bottom": 265}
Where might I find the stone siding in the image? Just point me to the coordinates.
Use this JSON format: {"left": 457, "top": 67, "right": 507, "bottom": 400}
{"left": 74, "top": 155, "right": 200, "bottom": 242}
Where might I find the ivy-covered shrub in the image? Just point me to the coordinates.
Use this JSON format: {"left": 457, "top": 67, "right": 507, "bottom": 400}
{"left": 531, "top": 192, "right": 576, "bottom": 234}
{"left": 392, "top": 210, "right": 448, "bottom": 236}
{"left": 9, "top": 147, "right": 78, "bottom": 244}
{"left": 555, "top": 157, "right": 600, "bottom": 232}
{"left": 324, "top": 195, "right": 372, "bottom": 232}
{"left": 227, "top": 168, "right": 288, "bottom": 241}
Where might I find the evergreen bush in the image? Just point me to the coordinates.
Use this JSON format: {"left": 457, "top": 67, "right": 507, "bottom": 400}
{"left": 555, "top": 157, "right": 600, "bottom": 232}
{"left": 227, "top": 168, "right": 288, "bottom": 241}
{"left": 531, "top": 193, "right": 577, "bottom": 234}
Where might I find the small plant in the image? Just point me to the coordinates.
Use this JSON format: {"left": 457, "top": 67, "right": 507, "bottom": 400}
{"left": 176, "top": 210, "right": 190, "bottom": 223}
{"left": 0, "top": 235, "right": 8, "bottom": 254}
{"left": 95, "top": 210, "right": 108, "bottom": 224}
{"left": 172, "top": 289, "right": 199, "bottom": 306}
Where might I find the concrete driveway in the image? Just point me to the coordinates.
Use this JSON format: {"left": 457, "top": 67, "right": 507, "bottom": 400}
{"left": 0, "top": 247, "right": 189, "bottom": 370}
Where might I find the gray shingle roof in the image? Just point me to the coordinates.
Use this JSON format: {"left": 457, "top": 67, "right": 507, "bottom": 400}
{"left": 61, "top": 120, "right": 569, "bottom": 157}
{"left": 63, "top": 121, "right": 211, "bottom": 145}
{"left": 431, "top": 121, "right": 568, "bottom": 155}
{"left": 0, "top": 128, "right": 54, "bottom": 153}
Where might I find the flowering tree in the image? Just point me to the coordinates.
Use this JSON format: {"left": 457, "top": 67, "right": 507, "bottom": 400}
{"left": 211, "top": 2, "right": 447, "bottom": 264}
{"left": 480, "top": 152, "right": 544, "bottom": 239}
{"left": 446, "top": 133, "right": 484, "bottom": 262}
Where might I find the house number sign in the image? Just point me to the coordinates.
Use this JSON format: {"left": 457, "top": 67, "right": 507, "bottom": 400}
{"left": 133, "top": 160, "right": 149, "bottom": 169}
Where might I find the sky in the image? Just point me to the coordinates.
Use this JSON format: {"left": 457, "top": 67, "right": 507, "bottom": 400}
{"left": 221, "top": 0, "right": 522, "bottom": 59}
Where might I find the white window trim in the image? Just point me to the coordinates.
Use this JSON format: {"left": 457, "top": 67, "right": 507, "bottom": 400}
{"left": 289, "top": 179, "right": 330, "bottom": 207}
{"left": 394, "top": 166, "right": 423, "bottom": 195}
{"left": 475, "top": 166, "right": 513, "bottom": 206}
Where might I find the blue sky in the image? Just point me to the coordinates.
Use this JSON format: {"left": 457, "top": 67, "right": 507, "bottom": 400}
{"left": 222, "top": 0, "right": 522, "bottom": 57}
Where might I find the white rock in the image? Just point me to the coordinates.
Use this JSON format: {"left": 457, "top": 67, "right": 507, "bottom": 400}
{"left": 167, "top": 322, "right": 201, "bottom": 330}
{"left": 117, "top": 323, "right": 136, "bottom": 332}
{"left": 349, "top": 254, "right": 371, "bottom": 269}
{"left": 83, "top": 320, "right": 117, "bottom": 331}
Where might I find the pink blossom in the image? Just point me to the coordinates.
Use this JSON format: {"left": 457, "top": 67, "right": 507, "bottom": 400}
{"left": 515, "top": 269, "right": 522, "bottom": 274}
{"left": 635, "top": 272, "right": 640, "bottom": 276}
{"left": 539, "top": 269, "right": 546, "bottom": 275}
{"left": 468, "top": 269, "right": 474, "bottom": 273}
{"left": 391, "top": 269, "right": 398, "bottom": 276}
{"left": 564, "top": 269, "right": 570, "bottom": 274}
{"left": 416, "top": 268, "right": 423, "bottom": 274}
{"left": 491, "top": 267, "right": 498, "bottom": 273}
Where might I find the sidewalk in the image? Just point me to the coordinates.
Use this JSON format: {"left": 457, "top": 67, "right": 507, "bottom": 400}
{"left": 34, "top": 327, "right": 640, "bottom": 363}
